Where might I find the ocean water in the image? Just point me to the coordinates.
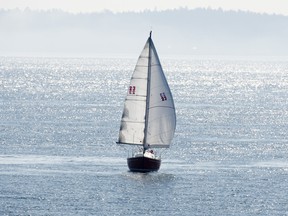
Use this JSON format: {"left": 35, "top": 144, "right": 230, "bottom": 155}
{"left": 0, "top": 56, "right": 288, "bottom": 215}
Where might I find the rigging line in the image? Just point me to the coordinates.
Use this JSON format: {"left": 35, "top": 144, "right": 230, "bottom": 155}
{"left": 116, "top": 142, "right": 143, "bottom": 145}
{"left": 121, "top": 120, "right": 145, "bottom": 123}
{"left": 143, "top": 34, "right": 152, "bottom": 149}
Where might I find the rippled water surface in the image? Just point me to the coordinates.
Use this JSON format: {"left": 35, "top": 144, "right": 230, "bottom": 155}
{"left": 1, "top": 56, "right": 288, "bottom": 215}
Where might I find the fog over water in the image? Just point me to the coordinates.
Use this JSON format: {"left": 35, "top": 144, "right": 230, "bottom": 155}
{"left": 0, "top": 8, "right": 288, "bottom": 57}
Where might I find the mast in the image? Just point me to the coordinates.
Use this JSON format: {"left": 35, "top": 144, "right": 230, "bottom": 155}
{"left": 143, "top": 31, "right": 152, "bottom": 150}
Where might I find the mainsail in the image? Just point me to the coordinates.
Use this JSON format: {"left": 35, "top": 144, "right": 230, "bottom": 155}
{"left": 118, "top": 33, "right": 176, "bottom": 148}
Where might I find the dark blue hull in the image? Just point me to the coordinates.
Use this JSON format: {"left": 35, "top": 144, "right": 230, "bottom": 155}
{"left": 127, "top": 156, "right": 161, "bottom": 172}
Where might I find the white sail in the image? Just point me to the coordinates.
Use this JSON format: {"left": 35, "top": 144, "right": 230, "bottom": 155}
{"left": 118, "top": 40, "right": 149, "bottom": 145}
{"left": 145, "top": 39, "right": 176, "bottom": 148}
{"left": 118, "top": 34, "right": 176, "bottom": 148}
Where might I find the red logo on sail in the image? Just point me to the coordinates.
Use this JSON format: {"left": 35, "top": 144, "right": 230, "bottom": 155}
{"left": 129, "top": 86, "right": 136, "bottom": 94}
{"left": 160, "top": 92, "right": 167, "bottom": 101}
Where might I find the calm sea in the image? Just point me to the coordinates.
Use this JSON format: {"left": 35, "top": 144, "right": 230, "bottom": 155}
{"left": 1, "top": 56, "right": 288, "bottom": 215}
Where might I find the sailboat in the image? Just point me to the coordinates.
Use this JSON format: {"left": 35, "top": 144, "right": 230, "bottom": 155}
{"left": 117, "top": 32, "right": 176, "bottom": 172}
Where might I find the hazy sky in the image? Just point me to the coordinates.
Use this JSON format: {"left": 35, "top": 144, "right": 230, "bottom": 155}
{"left": 1, "top": 0, "right": 288, "bottom": 15}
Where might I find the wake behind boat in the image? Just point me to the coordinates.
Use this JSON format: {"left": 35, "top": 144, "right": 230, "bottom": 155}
{"left": 116, "top": 32, "right": 176, "bottom": 172}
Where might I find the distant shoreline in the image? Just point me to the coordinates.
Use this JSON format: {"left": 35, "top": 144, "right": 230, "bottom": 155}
{"left": 1, "top": 8, "right": 287, "bottom": 56}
